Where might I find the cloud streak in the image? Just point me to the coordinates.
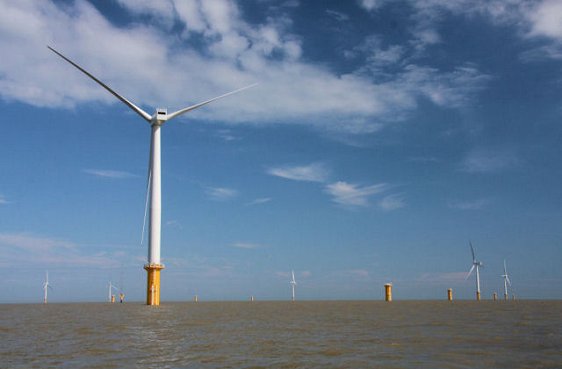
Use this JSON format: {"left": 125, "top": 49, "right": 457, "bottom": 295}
{"left": 267, "top": 163, "right": 329, "bottom": 183}
{"left": 324, "top": 181, "right": 388, "bottom": 207}
{"left": 205, "top": 186, "right": 238, "bottom": 201}
{"left": 0, "top": 232, "right": 121, "bottom": 268}
{"left": 83, "top": 169, "right": 138, "bottom": 179}
{"left": 461, "top": 148, "right": 518, "bottom": 173}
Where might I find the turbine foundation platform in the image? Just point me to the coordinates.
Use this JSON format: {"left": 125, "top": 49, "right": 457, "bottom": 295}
{"left": 144, "top": 264, "right": 165, "bottom": 306}
{"left": 384, "top": 283, "right": 392, "bottom": 302}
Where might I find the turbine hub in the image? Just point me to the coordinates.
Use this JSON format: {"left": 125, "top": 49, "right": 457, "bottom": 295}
{"left": 153, "top": 108, "right": 168, "bottom": 124}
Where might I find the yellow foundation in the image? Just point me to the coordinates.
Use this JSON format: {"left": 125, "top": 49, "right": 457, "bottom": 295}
{"left": 144, "top": 264, "right": 164, "bottom": 306}
{"left": 384, "top": 283, "right": 392, "bottom": 302}
{"left": 447, "top": 288, "right": 453, "bottom": 301}
{"left": 504, "top": 293, "right": 508, "bottom": 301}
{"left": 476, "top": 291, "right": 481, "bottom": 301}
{"left": 493, "top": 292, "right": 497, "bottom": 301}
{"left": 111, "top": 295, "right": 115, "bottom": 303}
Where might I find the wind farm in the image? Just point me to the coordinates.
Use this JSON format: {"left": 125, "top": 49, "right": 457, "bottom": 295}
{"left": 1, "top": 1, "right": 562, "bottom": 368}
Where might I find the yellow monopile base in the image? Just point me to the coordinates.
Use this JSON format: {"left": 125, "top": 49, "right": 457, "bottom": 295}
{"left": 144, "top": 264, "right": 165, "bottom": 306}
{"left": 447, "top": 288, "right": 453, "bottom": 301}
{"left": 476, "top": 291, "right": 481, "bottom": 301}
{"left": 384, "top": 283, "right": 392, "bottom": 302}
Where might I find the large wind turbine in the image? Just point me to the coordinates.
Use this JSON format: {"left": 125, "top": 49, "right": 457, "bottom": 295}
{"left": 43, "top": 271, "right": 52, "bottom": 304}
{"left": 48, "top": 46, "right": 256, "bottom": 306}
{"left": 290, "top": 270, "right": 297, "bottom": 301}
{"left": 501, "top": 259, "right": 511, "bottom": 301}
{"left": 465, "top": 242, "right": 483, "bottom": 301}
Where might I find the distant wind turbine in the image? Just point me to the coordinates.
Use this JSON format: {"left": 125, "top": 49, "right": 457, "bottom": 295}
{"left": 290, "top": 270, "right": 297, "bottom": 301}
{"left": 501, "top": 259, "right": 512, "bottom": 301}
{"left": 48, "top": 46, "right": 256, "bottom": 305}
{"left": 43, "top": 271, "right": 52, "bottom": 304}
{"left": 108, "top": 281, "right": 118, "bottom": 303}
{"left": 465, "top": 241, "right": 483, "bottom": 301}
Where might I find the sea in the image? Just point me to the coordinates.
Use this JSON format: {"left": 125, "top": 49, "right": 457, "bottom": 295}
{"left": 1, "top": 300, "right": 560, "bottom": 369}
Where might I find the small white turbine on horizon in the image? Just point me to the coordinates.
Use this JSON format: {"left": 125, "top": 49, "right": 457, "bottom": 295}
{"left": 290, "top": 270, "right": 297, "bottom": 301}
{"left": 501, "top": 259, "right": 512, "bottom": 301}
{"left": 48, "top": 46, "right": 256, "bottom": 305}
{"left": 465, "top": 241, "right": 483, "bottom": 301}
{"left": 43, "top": 271, "right": 52, "bottom": 304}
{"left": 108, "top": 281, "right": 118, "bottom": 303}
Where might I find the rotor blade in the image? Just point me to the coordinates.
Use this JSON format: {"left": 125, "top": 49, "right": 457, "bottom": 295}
{"left": 166, "top": 83, "right": 258, "bottom": 121}
{"left": 465, "top": 264, "right": 475, "bottom": 280}
{"left": 469, "top": 241, "right": 475, "bottom": 262}
{"left": 504, "top": 259, "right": 507, "bottom": 275}
{"left": 506, "top": 276, "right": 511, "bottom": 286}
{"left": 47, "top": 46, "right": 152, "bottom": 122}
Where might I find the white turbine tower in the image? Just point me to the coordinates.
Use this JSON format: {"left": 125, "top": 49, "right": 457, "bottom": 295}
{"left": 48, "top": 46, "right": 256, "bottom": 305}
{"left": 43, "top": 271, "right": 52, "bottom": 304}
{"left": 465, "top": 242, "right": 483, "bottom": 301}
{"left": 501, "top": 259, "right": 512, "bottom": 301}
{"left": 108, "top": 281, "right": 118, "bottom": 303}
{"left": 290, "top": 270, "right": 297, "bottom": 301}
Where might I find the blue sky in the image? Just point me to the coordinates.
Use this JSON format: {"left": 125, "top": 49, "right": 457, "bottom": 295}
{"left": 1, "top": 0, "right": 562, "bottom": 302}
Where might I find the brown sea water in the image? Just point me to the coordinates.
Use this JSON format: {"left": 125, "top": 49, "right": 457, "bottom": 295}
{"left": 1, "top": 300, "right": 560, "bottom": 369}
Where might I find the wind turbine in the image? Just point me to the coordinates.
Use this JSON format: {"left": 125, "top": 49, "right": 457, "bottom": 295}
{"left": 43, "top": 271, "right": 52, "bottom": 304}
{"left": 48, "top": 46, "right": 256, "bottom": 305}
{"left": 108, "top": 281, "right": 118, "bottom": 303}
{"left": 290, "top": 270, "right": 297, "bottom": 301}
{"left": 501, "top": 259, "right": 511, "bottom": 301}
{"left": 465, "top": 242, "right": 483, "bottom": 301}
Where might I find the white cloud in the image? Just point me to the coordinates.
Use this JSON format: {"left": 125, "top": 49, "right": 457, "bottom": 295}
{"left": 348, "top": 269, "right": 370, "bottom": 278}
{"left": 0, "top": 232, "right": 121, "bottom": 267}
{"left": 527, "top": 0, "right": 562, "bottom": 40}
{"left": 231, "top": 242, "right": 262, "bottom": 249}
{"left": 0, "top": 0, "right": 490, "bottom": 134}
{"left": 205, "top": 186, "right": 238, "bottom": 201}
{"left": 417, "top": 272, "right": 468, "bottom": 284}
{"left": 267, "top": 163, "right": 329, "bottom": 183}
{"left": 358, "top": 0, "right": 388, "bottom": 11}
{"left": 246, "top": 197, "right": 272, "bottom": 206}
{"left": 448, "top": 198, "right": 489, "bottom": 210}
{"left": 0, "top": 195, "right": 8, "bottom": 205}
{"left": 83, "top": 169, "right": 137, "bottom": 179}
{"left": 324, "top": 181, "right": 388, "bottom": 207}
{"left": 379, "top": 194, "right": 405, "bottom": 211}
{"left": 462, "top": 148, "right": 518, "bottom": 173}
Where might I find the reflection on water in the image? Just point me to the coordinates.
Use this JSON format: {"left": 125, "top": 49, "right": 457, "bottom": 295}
{"left": 1, "top": 301, "right": 561, "bottom": 368}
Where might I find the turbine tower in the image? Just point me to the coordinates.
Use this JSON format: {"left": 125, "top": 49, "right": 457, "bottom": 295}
{"left": 43, "top": 271, "right": 52, "bottom": 304}
{"left": 108, "top": 281, "right": 118, "bottom": 303}
{"left": 48, "top": 46, "right": 255, "bottom": 305}
{"left": 290, "top": 270, "right": 297, "bottom": 301}
{"left": 465, "top": 242, "right": 483, "bottom": 301}
{"left": 501, "top": 259, "right": 511, "bottom": 301}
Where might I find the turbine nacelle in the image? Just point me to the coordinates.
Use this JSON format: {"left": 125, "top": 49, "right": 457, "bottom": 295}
{"left": 152, "top": 108, "right": 168, "bottom": 124}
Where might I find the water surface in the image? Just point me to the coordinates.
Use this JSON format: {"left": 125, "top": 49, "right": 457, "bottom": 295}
{"left": 1, "top": 301, "right": 560, "bottom": 368}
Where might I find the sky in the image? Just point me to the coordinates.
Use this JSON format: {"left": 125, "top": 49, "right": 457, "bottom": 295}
{"left": 1, "top": 0, "right": 562, "bottom": 303}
